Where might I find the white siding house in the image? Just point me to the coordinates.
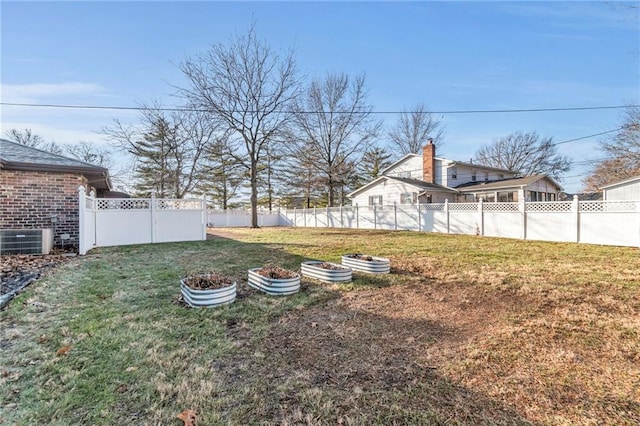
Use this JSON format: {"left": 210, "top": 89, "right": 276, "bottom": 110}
{"left": 349, "top": 141, "right": 563, "bottom": 204}
{"left": 601, "top": 176, "right": 640, "bottom": 200}
{"left": 350, "top": 176, "right": 457, "bottom": 207}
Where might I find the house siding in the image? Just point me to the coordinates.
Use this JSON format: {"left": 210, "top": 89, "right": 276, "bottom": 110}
{"left": 383, "top": 156, "right": 422, "bottom": 179}
{"left": 352, "top": 178, "right": 455, "bottom": 206}
{"left": 0, "top": 169, "right": 89, "bottom": 248}
{"left": 603, "top": 180, "right": 640, "bottom": 200}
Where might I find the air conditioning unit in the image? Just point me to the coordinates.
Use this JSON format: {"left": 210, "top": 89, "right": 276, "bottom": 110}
{"left": 0, "top": 229, "right": 54, "bottom": 255}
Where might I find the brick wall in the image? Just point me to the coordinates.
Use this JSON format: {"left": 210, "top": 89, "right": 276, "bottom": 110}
{"left": 0, "top": 170, "right": 89, "bottom": 249}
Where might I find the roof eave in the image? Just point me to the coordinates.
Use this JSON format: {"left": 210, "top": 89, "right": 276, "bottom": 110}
{"left": 3, "top": 161, "right": 112, "bottom": 190}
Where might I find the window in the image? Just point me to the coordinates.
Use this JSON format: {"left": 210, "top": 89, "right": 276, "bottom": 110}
{"left": 548, "top": 193, "right": 556, "bottom": 201}
{"left": 497, "top": 191, "right": 518, "bottom": 202}
{"left": 450, "top": 167, "right": 457, "bottom": 180}
{"left": 471, "top": 170, "right": 477, "bottom": 182}
{"left": 400, "top": 192, "right": 418, "bottom": 204}
{"left": 368, "top": 195, "right": 383, "bottom": 206}
{"left": 484, "top": 172, "right": 489, "bottom": 181}
{"left": 398, "top": 171, "right": 411, "bottom": 178}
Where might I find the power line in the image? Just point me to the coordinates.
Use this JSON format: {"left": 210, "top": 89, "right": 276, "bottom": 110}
{"left": 1, "top": 102, "right": 638, "bottom": 115}
{"left": 552, "top": 127, "right": 624, "bottom": 146}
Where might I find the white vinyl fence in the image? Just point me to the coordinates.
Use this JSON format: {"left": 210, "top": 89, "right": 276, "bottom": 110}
{"left": 207, "top": 209, "right": 280, "bottom": 227}
{"left": 79, "top": 187, "right": 207, "bottom": 255}
{"left": 278, "top": 198, "right": 640, "bottom": 248}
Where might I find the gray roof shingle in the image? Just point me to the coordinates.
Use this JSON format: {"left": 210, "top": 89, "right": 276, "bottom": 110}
{"left": 0, "top": 138, "right": 111, "bottom": 189}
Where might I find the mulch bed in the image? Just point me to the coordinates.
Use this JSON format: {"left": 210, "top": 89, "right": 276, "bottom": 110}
{"left": 256, "top": 266, "right": 298, "bottom": 279}
{"left": 1, "top": 250, "right": 77, "bottom": 308}
{"left": 345, "top": 254, "right": 374, "bottom": 261}
{"left": 182, "top": 273, "right": 234, "bottom": 290}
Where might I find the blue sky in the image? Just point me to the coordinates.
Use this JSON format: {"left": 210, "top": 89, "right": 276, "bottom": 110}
{"left": 1, "top": 1, "right": 638, "bottom": 192}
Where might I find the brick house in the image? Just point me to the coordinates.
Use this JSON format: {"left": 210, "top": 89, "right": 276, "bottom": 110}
{"left": 0, "top": 138, "right": 112, "bottom": 250}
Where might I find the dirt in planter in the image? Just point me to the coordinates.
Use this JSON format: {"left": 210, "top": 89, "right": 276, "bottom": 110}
{"left": 346, "top": 254, "right": 374, "bottom": 261}
{"left": 256, "top": 266, "right": 298, "bottom": 280}
{"left": 183, "top": 273, "right": 234, "bottom": 290}
{"left": 318, "top": 262, "right": 348, "bottom": 270}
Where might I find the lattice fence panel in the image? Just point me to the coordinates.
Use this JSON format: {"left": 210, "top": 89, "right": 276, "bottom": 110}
{"left": 483, "top": 202, "right": 519, "bottom": 212}
{"left": 156, "top": 199, "right": 202, "bottom": 210}
{"left": 448, "top": 203, "right": 478, "bottom": 212}
{"left": 97, "top": 199, "right": 150, "bottom": 210}
{"left": 580, "top": 201, "right": 638, "bottom": 213}
{"left": 421, "top": 204, "right": 445, "bottom": 211}
{"left": 526, "top": 202, "right": 572, "bottom": 212}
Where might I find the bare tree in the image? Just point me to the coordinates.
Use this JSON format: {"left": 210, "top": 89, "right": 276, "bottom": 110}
{"left": 388, "top": 103, "right": 444, "bottom": 155}
{"left": 583, "top": 104, "right": 640, "bottom": 190}
{"left": 177, "top": 26, "right": 300, "bottom": 227}
{"left": 4, "top": 128, "right": 63, "bottom": 154}
{"left": 289, "top": 72, "right": 380, "bottom": 206}
{"left": 103, "top": 104, "right": 216, "bottom": 198}
{"left": 65, "top": 141, "right": 114, "bottom": 169}
{"left": 475, "top": 131, "right": 571, "bottom": 179}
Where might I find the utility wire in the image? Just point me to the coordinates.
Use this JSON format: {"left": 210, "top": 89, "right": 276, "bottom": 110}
{"left": 1, "top": 102, "right": 638, "bottom": 115}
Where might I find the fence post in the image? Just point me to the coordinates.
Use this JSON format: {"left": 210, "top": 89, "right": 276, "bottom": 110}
{"left": 78, "top": 186, "right": 87, "bottom": 255}
{"left": 150, "top": 194, "right": 157, "bottom": 243}
{"left": 314, "top": 206, "right": 317, "bottom": 228}
{"left": 201, "top": 195, "right": 207, "bottom": 240}
{"left": 417, "top": 201, "right": 421, "bottom": 231}
{"left": 226, "top": 208, "right": 230, "bottom": 227}
{"left": 394, "top": 202, "right": 397, "bottom": 230}
{"left": 356, "top": 204, "right": 359, "bottom": 229}
{"left": 304, "top": 208, "right": 307, "bottom": 228}
{"left": 478, "top": 199, "right": 484, "bottom": 236}
{"left": 293, "top": 207, "right": 297, "bottom": 227}
{"left": 520, "top": 198, "right": 527, "bottom": 240}
{"left": 326, "top": 205, "right": 330, "bottom": 227}
{"left": 340, "top": 204, "right": 344, "bottom": 228}
{"left": 445, "top": 199, "right": 450, "bottom": 233}
{"left": 573, "top": 195, "right": 580, "bottom": 243}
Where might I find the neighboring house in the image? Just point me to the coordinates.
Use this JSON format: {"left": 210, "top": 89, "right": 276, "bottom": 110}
{"left": 349, "top": 141, "right": 563, "bottom": 206}
{"left": 0, "top": 138, "right": 112, "bottom": 250}
{"left": 601, "top": 175, "right": 640, "bottom": 200}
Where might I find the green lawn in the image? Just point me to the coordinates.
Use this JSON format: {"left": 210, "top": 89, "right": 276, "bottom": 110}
{"left": 1, "top": 228, "right": 639, "bottom": 425}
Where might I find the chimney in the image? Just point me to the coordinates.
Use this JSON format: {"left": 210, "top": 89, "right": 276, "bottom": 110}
{"left": 422, "top": 139, "right": 435, "bottom": 183}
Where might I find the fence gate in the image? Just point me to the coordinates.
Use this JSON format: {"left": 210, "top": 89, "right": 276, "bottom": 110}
{"left": 78, "top": 186, "right": 206, "bottom": 255}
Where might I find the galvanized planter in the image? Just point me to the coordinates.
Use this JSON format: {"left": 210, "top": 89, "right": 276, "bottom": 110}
{"left": 180, "top": 279, "right": 237, "bottom": 308}
{"left": 301, "top": 261, "right": 352, "bottom": 283}
{"left": 342, "top": 254, "right": 391, "bottom": 274}
{"left": 247, "top": 268, "right": 301, "bottom": 296}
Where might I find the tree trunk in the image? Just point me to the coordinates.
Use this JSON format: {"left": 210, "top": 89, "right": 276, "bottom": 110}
{"left": 328, "top": 176, "right": 335, "bottom": 207}
{"left": 250, "top": 161, "right": 259, "bottom": 228}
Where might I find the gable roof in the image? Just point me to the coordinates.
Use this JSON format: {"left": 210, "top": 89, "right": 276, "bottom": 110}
{"left": 0, "top": 138, "right": 112, "bottom": 190}
{"left": 348, "top": 175, "right": 457, "bottom": 198}
{"left": 380, "top": 153, "right": 420, "bottom": 175}
{"left": 600, "top": 175, "right": 640, "bottom": 190}
{"left": 447, "top": 160, "right": 515, "bottom": 174}
{"left": 456, "top": 174, "right": 563, "bottom": 192}
{"left": 387, "top": 176, "right": 457, "bottom": 193}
